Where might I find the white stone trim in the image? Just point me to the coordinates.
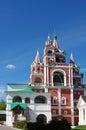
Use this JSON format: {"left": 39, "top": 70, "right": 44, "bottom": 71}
{"left": 58, "top": 88, "right": 61, "bottom": 115}
{"left": 70, "top": 89, "right": 74, "bottom": 125}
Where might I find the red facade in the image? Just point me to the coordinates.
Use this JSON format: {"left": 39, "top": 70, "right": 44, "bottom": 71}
{"left": 29, "top": 35, "right": 84, "bottom": 125}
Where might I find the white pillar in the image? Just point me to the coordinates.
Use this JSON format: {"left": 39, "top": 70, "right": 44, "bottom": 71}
{"left": 69, "top": 65, "right": 71, "bottom": 86}
{"left": 71, "top": 65, "right": 73, "bottom": 86}
{"left": 58, "top": 88, "right": 61, "bottom": 115}
{"left": 70, "top": 89, "right": 74, "bottom": 125}
{"left": 47, "top": 66, "right": 49, "bottom": 86}
{"left": 85, "top": 108, "right": 86, "bottom": 123}
{"left": 78, "top": 109, "right": 81, "bottom": 125}
{"left": 22, "top": 98, "right": 25, "bottom": 103}
{"left": 64, "top": 74, "right": 66, "bottom": 86}
{"left": 81, "top": 109, "right": 83, "bottom": 125}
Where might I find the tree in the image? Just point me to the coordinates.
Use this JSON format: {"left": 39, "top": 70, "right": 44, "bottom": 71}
{"left": 0, "top": 100, "right": 6, "bottom": 110}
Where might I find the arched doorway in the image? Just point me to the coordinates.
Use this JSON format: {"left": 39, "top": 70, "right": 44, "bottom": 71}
{"left": 36, "top": 114, "right": 47, "bottom": 124}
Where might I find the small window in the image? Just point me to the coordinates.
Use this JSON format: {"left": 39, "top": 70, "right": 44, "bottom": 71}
{"left": 34, "top": 96, "right": 46, "bottom": 103}
{"left": 52, "top": 110, "right": 56, "bottom": 114}
{"left": 53, "top": 97, "right": 58, "bottom": 105}
{"left": 48, "top": 50, "right": 52, "bottom": 56}
{"left": 32, "top": 67, "right": 35, "bottom": 71}
{"left": 64, "top": 111, "right": 67, "bottom": 115}
{"left": 56, "top": 57, "right": 60, "bottom": 62}
{"left": 25, "top": 97, "right": 30, "bottom": 103}
{"left": 61, "top": 97, "right": 66, "bottom": 105}
{"left": 37, "top": 67, "right": 40, "bottom": 73}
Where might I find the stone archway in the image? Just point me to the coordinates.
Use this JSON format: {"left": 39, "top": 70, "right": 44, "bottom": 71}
{"left": 36, "top": 114, "right": 47, "bottom": 124}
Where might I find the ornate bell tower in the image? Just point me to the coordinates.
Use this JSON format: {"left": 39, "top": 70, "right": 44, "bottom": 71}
{"left": 43, "top": 34, "right": 73, "bottom": 87}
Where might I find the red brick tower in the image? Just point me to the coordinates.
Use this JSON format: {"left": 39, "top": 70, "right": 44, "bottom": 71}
{"left": 29, "top": 34, "right": 84, "bottom": 125}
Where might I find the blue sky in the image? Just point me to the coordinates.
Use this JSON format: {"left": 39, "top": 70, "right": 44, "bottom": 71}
{"left": 0, "top": 0, "right": 86, "bottom": 100}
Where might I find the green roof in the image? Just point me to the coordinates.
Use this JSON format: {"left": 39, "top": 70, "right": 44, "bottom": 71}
{"left": 16, "top": 89, "right": 33, "bottom": 93}
{"left": 10, "top": 102, "right": 26, "bottom": 110}
{"left": 79, "top": 72, "right": 84, "bottom": 78}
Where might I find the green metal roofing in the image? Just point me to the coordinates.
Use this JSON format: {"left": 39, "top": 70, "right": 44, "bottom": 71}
{"left": 16, "top": 89, "right": 33, "bottom": 92}
{"left": 79, "top": 72, "right": 84, "bottom": 78}
{"left": 10, "top": 102, "right": 26, "bottom": 110}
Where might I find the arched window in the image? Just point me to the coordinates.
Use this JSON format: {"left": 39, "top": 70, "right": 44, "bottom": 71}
{"left": 47, "top": 50, "right": 52, "bottom": 56}
{"left": 34, "top": 77, "right": 42, "bottom": 86}
{"left": 34, "top": 96, "right": 47, "bottom": 103}
{"left": 13, "top": 96, "right": 22, "bottom": 102}
{"left": 61, "top": 97, "right": 66, "bottom": 105}
{"left": 53, "top": 71, "right": 64, "bottom": 86}
{"left": 25, "top": 97, "right": 30, "bottom": 103}
{"left": 53, "top": 96, "right": 58, "bottom": 105}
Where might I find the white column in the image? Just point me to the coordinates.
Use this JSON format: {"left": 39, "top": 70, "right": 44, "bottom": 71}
{"left": 47, "top": 66, "right": 49, "bottom": 86}
{"left": 82, "top": 109, "right": 83, "bottom": 124}
{"left": 58, "top": 88, "right": 61, "bottom": 115}
{"left": 71, "top": 65, "right": 73, "bottom": 86}
{"left": 69, "top": 65, "right": 70, "bottom": 86}
{"left": 44, "top": 65, "right": 47, "bottom": 85}
{"left": 64, "top": 74, "right": 66, "bottom": 86}
{"left": 70, "top": 89, "right": 74, "bottom": 125}
{"left": 52, "top": 73, "right": 53, "bottom": 86}
{"left": 85, "top": 108, "right": 86, "bottom": 123}
{"left": 78, "top": 109, "right": 81, "bottom": 125}
{"left": 44, "top": 55, "right": 47, "bottom": 85}
{"left": 22, "top": 98, "right": 25, "bottom": 103}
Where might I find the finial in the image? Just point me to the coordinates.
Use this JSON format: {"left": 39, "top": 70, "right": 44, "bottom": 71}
{"left": 54, "top": 34, "right": 57, "bottom": 40}
{"left": 48, "top": 35, "right": 50, "bottom": 40}
{"left": 70, "top": 53, "right": 75, "bottom": 63}
{"left": 53, "top": 29, "right": 57, "bottom": 39}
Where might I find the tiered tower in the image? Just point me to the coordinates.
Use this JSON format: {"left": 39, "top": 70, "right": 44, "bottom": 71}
{"left": 29, "top": 34, "right": 84, "bottom": 125}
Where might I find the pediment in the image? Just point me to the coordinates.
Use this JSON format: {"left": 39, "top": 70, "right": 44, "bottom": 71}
{"left": 77, "top": 96, "right": 86, "bottom": 107}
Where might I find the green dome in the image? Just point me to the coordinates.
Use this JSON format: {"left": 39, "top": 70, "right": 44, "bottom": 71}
{"left": 79, "top": 72, "right": 84, "bottom": 78}
{"left": 54, "top": 34, "right": 57, "bottom": 39}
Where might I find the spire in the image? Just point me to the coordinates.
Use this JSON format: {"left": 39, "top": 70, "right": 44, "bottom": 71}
{"left": 35, "top": 51, "right": 41, "bottom": 63}
{"left": 46, "top": 35, "right": 51, "bottom": 45}
{"left": 70, "top": 53, "right": 75, "bottom": 63}
{"left": 53, "top": 34, "right": 59, "bottom": 48}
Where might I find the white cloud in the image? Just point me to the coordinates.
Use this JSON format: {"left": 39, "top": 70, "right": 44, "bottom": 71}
{"left": 6, "top": 64, "right": 16, "bottom": 69}
{"left": 0, "top": 85, "right": 5, "bottom": 93}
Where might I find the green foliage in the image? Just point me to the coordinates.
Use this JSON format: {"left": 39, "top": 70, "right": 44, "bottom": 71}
{"left": 72, "top": 125, "right": 86, "bottom": 130}
{"left": 13, "top": 120, "right": 31, "bottom": 130}
{"left": 0, "top": 100, "right": 6, "bottom": 110}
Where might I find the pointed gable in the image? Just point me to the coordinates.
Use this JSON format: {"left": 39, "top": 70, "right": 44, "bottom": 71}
{"left": 77, "top": 95, "right": 86, "bottom": 108}
{"left": 35, "top": 51, "right": 41, "bottom": 63}
{"left": 82, "top": 95, "right": 86, "bottom": 103}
